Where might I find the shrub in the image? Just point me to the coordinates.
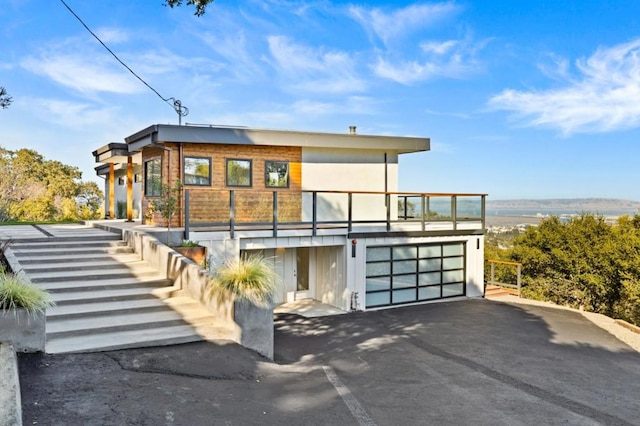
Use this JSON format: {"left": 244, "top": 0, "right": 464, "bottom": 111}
{"left": 0, "top": 273, "right": 54, "bottom": 316}
{"left": 210, "top": 254, "right": 276, "bottom": 307}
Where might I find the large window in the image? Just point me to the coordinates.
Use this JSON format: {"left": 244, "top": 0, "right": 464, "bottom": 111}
{"left": 365, "top": 242, "right": 466, "bottom": 308}
{"left": 183, "top": 156, "right": 211, "bottom": 186}
{"left": 144, "top": 158, "right": 161, "bottom": 197}
{"left": 226, "top": 159, "right": 252, "bottom": 187}
{"left": 265, "top": 161, "right": 289, "bottom": 188}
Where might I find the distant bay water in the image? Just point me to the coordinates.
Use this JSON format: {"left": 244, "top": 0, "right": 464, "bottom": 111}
{"left": 487, "top": 208, "right": 638, "bottom": 217}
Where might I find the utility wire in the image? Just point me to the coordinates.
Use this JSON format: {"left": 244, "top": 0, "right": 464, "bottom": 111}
{"left": 59, "top": 0, "right": 188, "bottom": 122}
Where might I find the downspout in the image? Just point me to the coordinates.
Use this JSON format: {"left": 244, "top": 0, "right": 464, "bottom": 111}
{"left": 179, "top": 142, "right": 183, "bottom": 227}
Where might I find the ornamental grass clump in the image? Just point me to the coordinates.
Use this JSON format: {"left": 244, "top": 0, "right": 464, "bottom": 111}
{"left": 0, "top": 273, "right": 54, "bottom": 316}
{"left": 211, "top": 254, "right": 276, "bottom": 308}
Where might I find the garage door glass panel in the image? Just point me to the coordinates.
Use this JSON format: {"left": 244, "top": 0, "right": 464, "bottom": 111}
{"left": 393, "top": 246, "right": 417, "bottom": 260}
{"left": 393, "top": 289, "right": 416, "bottom": 303}
{"left": 393, "top": 274, "right": 416, "bottom": 288}
{"left": 443, "top": 270, "right": 463, "bottom": 283}
{"left": 443, "top": 257, "right": 463, "bottom": 270}
{"left": 419, "top": 272, "right": 441, "bottom": 285}
{"left": 393, "top": 260, "right": 416, "bottom": 274}
{"left": 443, "top": 244, "right": 463, "bottom": 256}
{"left": 419, "top": 258, "right": 441, "bottom": 272}
{"left": 366, "top": 277, "right": 390, "bottom": 292}
{"left": 442, "top": 283, "right": 464, "bottom": 297}
{"left": 419, "top": 286, "right": 441, "bottom": 300}
{"left": 367, "top": 291, "right": 390, "bottom": 307}
{"left": 419, "top": 246, "right": 441, "bottom": 258}
{"left": 367, "top": 247, "right": 390, "bottom": 262}
{"left": 366, "top": 262, "right": 390, "bottom": 276}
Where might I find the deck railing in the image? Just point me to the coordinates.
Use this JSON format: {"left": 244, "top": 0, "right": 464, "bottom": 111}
{"left": 486, "top": 259, "right": 522, "bottom": 297}
{"left": 184, "top": 189, "right": 486, "bottom": 239}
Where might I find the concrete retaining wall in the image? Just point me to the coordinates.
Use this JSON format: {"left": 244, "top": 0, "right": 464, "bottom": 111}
{"left": 118, "top": 227, "right": 273, "bottom": 359}
{"left": 0, "top": 343, "right": 22, "bottom": 426}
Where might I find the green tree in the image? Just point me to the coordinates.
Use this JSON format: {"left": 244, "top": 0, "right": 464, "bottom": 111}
{"left": 0, "top": 146, "right": 103, "bottom": 222}
{"left": 163, "top": 0, "right": 214, "bottom": 16}
{"left": 0, "top": 87, "right": 11, "bottom": 109}
{"left": 149, "top": 180, "right": 183, "bottom": 244}
{"left": 499, "top": 213, "right": 640, "bottom": 325}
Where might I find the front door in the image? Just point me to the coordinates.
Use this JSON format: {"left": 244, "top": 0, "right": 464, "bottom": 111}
{"left": 295, "top": 247, "right": 311, "bottom": 299}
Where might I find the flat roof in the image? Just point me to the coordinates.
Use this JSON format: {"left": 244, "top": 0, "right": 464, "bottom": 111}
{"left": 125, "top": 124, "right": 430, "bottom": 154}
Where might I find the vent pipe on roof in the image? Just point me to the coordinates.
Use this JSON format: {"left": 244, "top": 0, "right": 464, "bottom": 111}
{"left": 349, "top": 125, "right": 357, "bottom": 135}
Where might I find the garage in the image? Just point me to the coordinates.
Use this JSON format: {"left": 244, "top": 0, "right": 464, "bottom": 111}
{"left": 365, "top": 242, "right": 466, "bottom": 308}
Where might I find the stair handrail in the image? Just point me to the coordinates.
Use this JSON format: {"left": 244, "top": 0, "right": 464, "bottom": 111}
{"left": 486, "top": 259, "right": 522, "bottom": 297}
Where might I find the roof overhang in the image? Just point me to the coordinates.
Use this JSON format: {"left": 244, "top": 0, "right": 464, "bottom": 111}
{"left": 125, "top": 124, "right": 430, "bottom": 154}
{"left": 92, "top": 143, "right": 130, "bottom": 164}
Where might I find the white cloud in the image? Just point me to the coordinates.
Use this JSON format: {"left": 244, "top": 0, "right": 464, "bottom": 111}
{"left": 489, "top": 38, "right": 640, "bottom": 135}
{"left": 349, "top": 2, "right": 460, "bottom": 46}
{"left": 267, "top": 35, "right": 366, "bottom": 93}
{"left": 23, "top": 97, "right": 121, "bottom": 129}
{"left": 373, "top": 43, "right": 481, "bottom": 84}
{"left": 421, "top": 40, "right": 458, "bottom": 55}
{"left": 21, "top": 53, "right": 143, "bottom": 95}
{"left": 94, "top": 27, "right": 129, "bottom": 44}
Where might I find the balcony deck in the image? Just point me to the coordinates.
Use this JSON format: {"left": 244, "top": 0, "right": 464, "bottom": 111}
{"left": 184, "top": 190, "right": 487, "bottom": 240}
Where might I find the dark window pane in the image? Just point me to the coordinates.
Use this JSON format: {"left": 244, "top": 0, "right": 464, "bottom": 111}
{"left": 265, "top": 161, "right": 289, "bottom": 187}
{"left": 227, "top": 159, "right": 252, "bottom": 187}
{"left": 184, "top": 157, "right": 211, "bottom": 186}
{"left": 144, "top": 158, "right": 161, "bottom": 197}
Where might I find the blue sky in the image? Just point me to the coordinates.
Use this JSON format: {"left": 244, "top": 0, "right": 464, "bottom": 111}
{"left": 2, "top": 0, "right": 640, "bottom": 200}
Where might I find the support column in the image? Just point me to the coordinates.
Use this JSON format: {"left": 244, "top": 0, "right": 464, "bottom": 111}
{"left": 126, "top": 157, "right": 133, "bottom": 222}
{"left": 108, "top": 163, "right": 115, "bottom": 219}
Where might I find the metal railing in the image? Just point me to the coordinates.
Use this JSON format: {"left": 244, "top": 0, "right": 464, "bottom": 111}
{"left": 486, "top": 259, "right": 522, "bottom": 297}
{"left": 184, "top": 189, "right": 486, "bottom": 239}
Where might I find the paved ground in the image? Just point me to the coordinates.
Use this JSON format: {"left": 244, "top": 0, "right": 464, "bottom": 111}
{"left": 19, "top": 299, "right": 640, "bottom": 426}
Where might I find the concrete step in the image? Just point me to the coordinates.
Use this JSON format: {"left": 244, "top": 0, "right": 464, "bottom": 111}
{"left": 46, "top": 298, "right": 176, "bottom": 319}
{"left": 21, "top": 259, "right": 149, "bottom": 273}
{"left": 10, "top": 246, "right": 135, "bottom": 257}
{"left": 45, "top": 322, "right": 234, "bottom": 354}
{"left": 28, "top": 264, "right": 160, "bottom": 283}
{"left": 46, "top": 307, "right": 218, "bottom": 338}
{"left": 11, "top": 240, "right": 129, "bottom": 251}
{"left": 41, "top": 277, "right": 173, "bottom": 293}
{"left": 50, "top": 286, "right": 180, "bottom": 305}
{"left": 9, "top": 234, "right": 121, "bottom": 244}
{"left": 14, "top": 252, "right": 139, "bottom": 264}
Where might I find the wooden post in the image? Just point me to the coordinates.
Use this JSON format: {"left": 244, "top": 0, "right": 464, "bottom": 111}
{"left": 126, "top": 157, "right": 133, "bottom": 222}
{"left": 108, "top": 163, "right": 115, "bottom": 219}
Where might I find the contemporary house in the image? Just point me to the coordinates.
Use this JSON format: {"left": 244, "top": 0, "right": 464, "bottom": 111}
{"left": 93, "top": 124, "right": 486, "bottom": 311}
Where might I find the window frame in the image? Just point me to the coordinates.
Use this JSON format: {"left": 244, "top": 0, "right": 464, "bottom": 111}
{"left": 264, "top": 160, "right": 290, "bottom": 188}
{"left": 183, "top": 156, "right": 212, "bottom": 186}
{"left": 226, "top": 158, "right": 253, "bottom": 187}
{"left": 144, "top": 157, "right": 162, "bottom": 197}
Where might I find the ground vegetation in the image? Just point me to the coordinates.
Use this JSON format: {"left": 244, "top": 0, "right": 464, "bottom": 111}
{"left": 486, "top": 213, "right": 640, "bottom": 326}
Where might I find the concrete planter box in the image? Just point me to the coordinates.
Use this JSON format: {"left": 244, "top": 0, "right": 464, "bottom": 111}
{"left": 234, "top": 300, "right": 274, "bottom": 360}
{"left": 0, "top": 310, "right": 45, "bottom": 352}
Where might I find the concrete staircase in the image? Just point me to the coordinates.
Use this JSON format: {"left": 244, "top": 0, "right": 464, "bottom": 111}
{"left": 11, "top": 232, "right": 231, "bottom": 353}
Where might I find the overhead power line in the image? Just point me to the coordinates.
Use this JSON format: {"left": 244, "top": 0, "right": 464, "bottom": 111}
{"left": 59, "top": 0, "right": 189, "bottom": 124}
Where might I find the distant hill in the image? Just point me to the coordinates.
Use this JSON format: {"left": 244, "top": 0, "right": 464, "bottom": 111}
{"left": 486, "top": 198, "right": 640, "bottom": 216}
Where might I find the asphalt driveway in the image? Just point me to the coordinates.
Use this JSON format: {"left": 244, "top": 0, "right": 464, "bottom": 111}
{"left": 19, "top": 299, "right": 640, "bottom": 425}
